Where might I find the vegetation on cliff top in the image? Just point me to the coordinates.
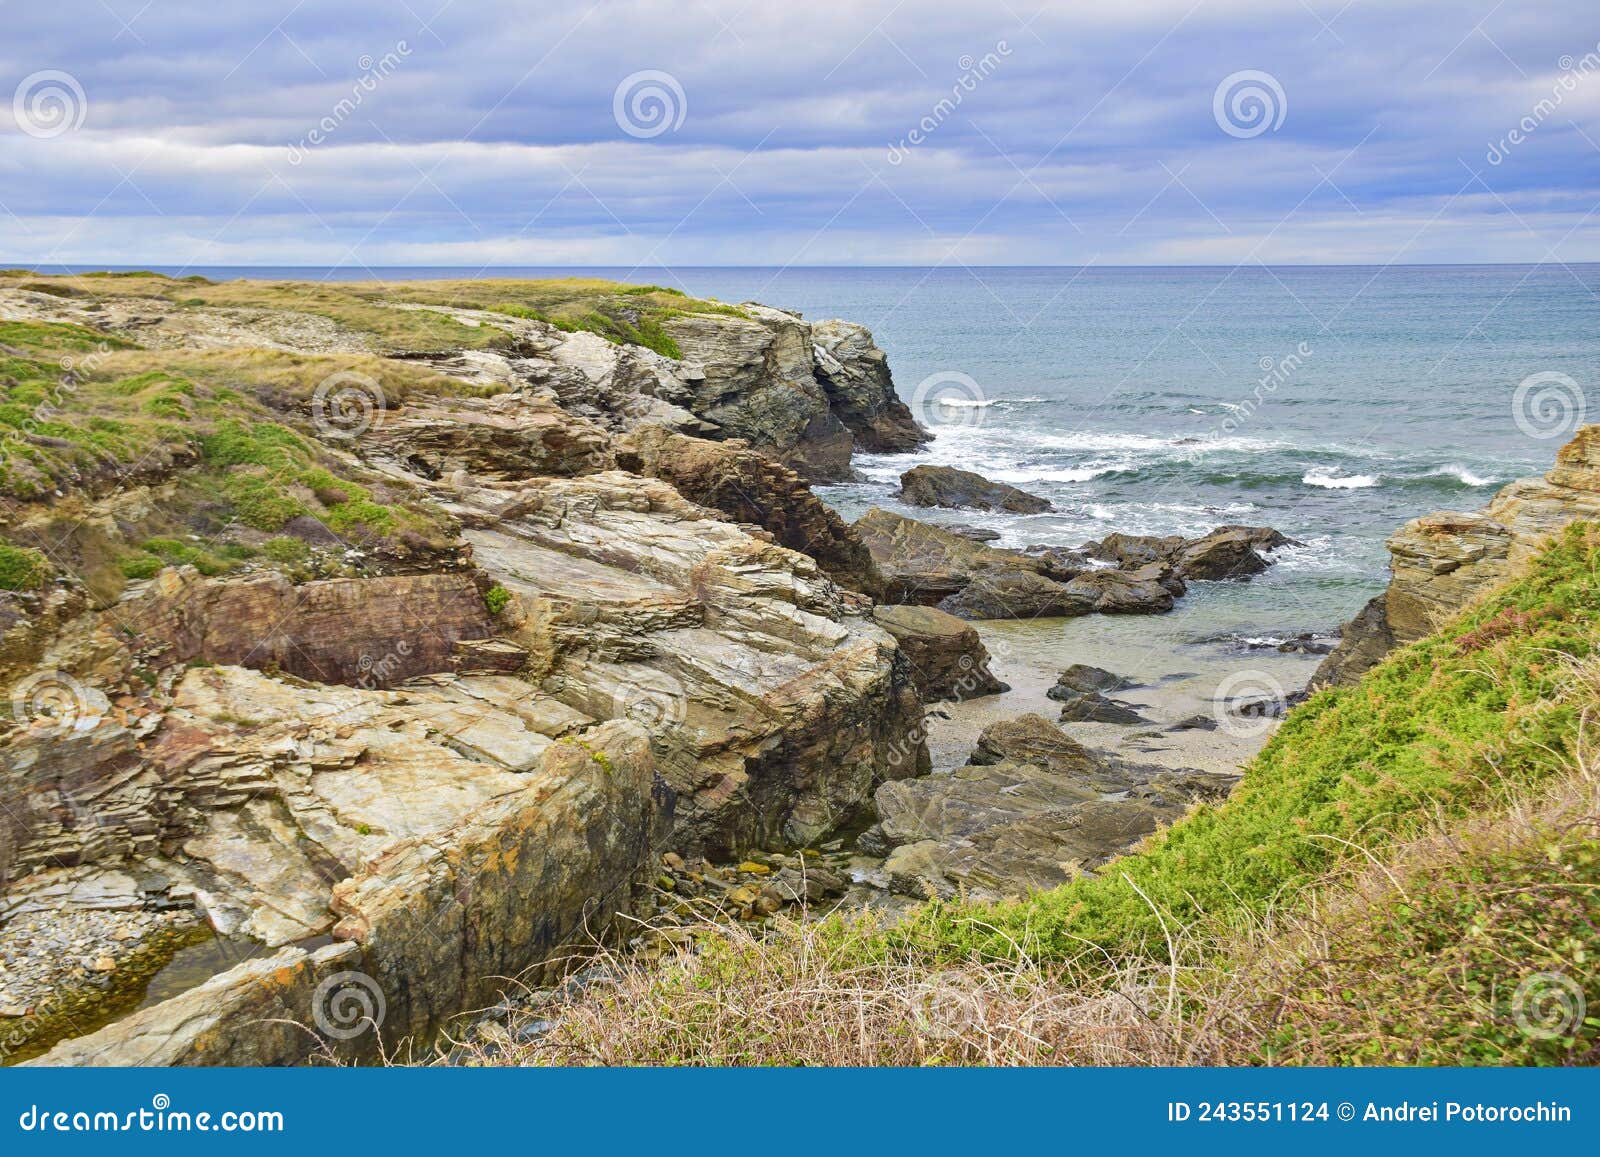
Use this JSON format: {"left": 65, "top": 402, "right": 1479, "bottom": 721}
{"left": 478, "top": 522, "right": 1600, "bottom": 1066}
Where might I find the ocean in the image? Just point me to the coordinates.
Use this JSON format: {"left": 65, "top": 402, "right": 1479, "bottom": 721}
{"left": 50, "top": 263, "right": 1600, "bottom": 766}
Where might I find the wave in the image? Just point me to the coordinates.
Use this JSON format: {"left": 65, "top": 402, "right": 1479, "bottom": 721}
{"left": 1419, "top": 463, "right": 1495, "bottom": 488}
{"left": 1302, "top": 467, "right": 1379, "bottom": 490}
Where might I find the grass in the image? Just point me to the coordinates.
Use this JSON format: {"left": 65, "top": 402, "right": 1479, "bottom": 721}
{"left": 457, "top": 523, "right": 1600, "bottom": 1067}
{"left": 0, "top": 542, "right": 51, "bottom": 590}
{"left": 1, "top": 271, "right": 745, "bottom": 359}
{"left": 477, "top": 749, "right": 1599, "bottom": 1067}
{"left": 894, "top": 520, "right": 1600, "bottom": 966}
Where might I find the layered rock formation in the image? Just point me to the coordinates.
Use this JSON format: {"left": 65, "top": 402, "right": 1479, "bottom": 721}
{"left": 862, "top": 714, "right": 1235, "bottom": 900}
{"left": 869, "top": 605, "right": 1007, "bottom": 701}
{"left": 1316, "top": 426, "right": 1600, "bottom": 686}
{"left": 0, "top": 276, "right": 931, "bottom": 1065}
{"left": 898, "top": 465, "right": 1052, "bottom": 514}
{"left": 854, "top": 508, "right": 1288, "bottom": 620}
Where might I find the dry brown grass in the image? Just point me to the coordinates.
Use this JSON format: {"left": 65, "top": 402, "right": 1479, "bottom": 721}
{"left": 453, "top": 745, "right": 1600, "bottom": 1068}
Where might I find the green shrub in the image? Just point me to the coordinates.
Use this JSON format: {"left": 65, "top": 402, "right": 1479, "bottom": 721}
{"left": 485, "top": 584, "right": 511, "bottom": 615}
{"left": 0, "top": 542, "right": 51, "bottom": 590}
{"left": 262, "top": 536, "right": 310, "bottom": 563}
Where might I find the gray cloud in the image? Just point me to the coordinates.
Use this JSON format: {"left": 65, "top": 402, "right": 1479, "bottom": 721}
{"left": 2, "top": 0, "right": 1598, "bottom": 265}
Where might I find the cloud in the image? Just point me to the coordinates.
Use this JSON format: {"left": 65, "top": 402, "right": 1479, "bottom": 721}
{"left": 2, "top": 0, "right": 1599, "bottom": 265}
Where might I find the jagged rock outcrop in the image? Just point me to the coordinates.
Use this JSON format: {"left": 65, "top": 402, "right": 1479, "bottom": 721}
{"left": 0, "top": 276, "right": 932, "bottom": 1065}
{"left": 664, "top": 307, "right": 928, "bottom": 481}
{"left": 853, "top": 508, "right": 1093, "bottom": 618}
{"left": 864, "top": 714, "right": 1235, "bottom": 900}
{"left": 870, "top": 604, "right": 1007, "bottom": 701}
{"left": 616, "top": 425, "right": 882, "bottom": 595}
{"left": 810, "top": 319, "right": 931, "bottom": 454}
{"left": 1316, "top": 426, "right": 1600, "bottom": 686}
{"left": 897, "top": 465, "right": 1051, "bottom": 514}
{"left": 1087, "top": 525, "right": 1296, "bottom": 581}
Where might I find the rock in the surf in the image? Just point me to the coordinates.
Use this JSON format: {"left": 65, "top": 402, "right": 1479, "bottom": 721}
{"left": 897, "top": 465, "right": 1053, "bottom": 514}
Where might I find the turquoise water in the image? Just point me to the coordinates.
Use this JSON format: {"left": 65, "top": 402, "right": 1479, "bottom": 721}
{"left": 53, "top": 263, "right": 1600, "bottom": 646}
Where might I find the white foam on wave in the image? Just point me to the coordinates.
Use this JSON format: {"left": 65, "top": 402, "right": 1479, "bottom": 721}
{"left": 1423, "top": 463, "right": 1495, "bottom": 487}
{"left": 1302, "top": 467, "right": 1379, "bottom": 490}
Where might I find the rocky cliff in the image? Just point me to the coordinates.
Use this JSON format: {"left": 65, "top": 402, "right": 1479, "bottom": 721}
{"left": 0, "top": 274, "right": 929, "bottom": 1064}
{"left": 1315, "top": 425, "right": 1600, "bottom": 686}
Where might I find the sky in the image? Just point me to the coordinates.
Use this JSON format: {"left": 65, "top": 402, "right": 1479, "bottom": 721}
{"left": 2, "top": 0, "right": 1599, "bottom": 267}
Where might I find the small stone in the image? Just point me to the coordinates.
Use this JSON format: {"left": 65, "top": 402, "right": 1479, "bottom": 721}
{"left": 726, "top": 885, "right": 760, "bottom": 906}
{"left": 737, "top": 861, "right": 771, "bottom": 875}
{"left": 91, "top": 956, "right": 116, "bottom": 973}
{"left": 661, "top": 851, "right": 685, "bottom": 871}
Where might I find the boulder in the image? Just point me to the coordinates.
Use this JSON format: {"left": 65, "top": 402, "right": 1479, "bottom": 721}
{"left": 868, "top": 714, "right": 1236, "bottom": 900}
{"left": 871, "top": 605, "right": 1007, "bottom": 701}
{"left": 898, "top": 465, "right": 1052, "bottom": 514}
{"left": 853, "top": 507, "right": 1092, "bottom": 620}
{"left": 1054, "top": 690, "right": 1150, "bottom": 725}
{"left": 1061, "top": 563, "right": 1180, "bottom": 613}
{"left": 1085, "top": 524, "right": 1295, "bottom": 582}
{"left": 1049, "top": 664, "right": 1137, "bottom": 697}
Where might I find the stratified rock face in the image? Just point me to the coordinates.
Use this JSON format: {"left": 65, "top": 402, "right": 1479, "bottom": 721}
{"left": 870, "top": 604, "right": 1007, "bottom": 701}
{"left": 617, "top": 425, "right": 882, "bottom": 596}
{"left": 1088, "top": 525, "right": 1295, "bottom": 581}
{"left": 444, "top": 472, "right": 926, "bottom": 856}
{"left": 28, "top": 704, "right": 662, "bottom": 1066}
{"left": 853, "top": 507, "right": 1093, "bottom": 618}
{"left": 867, "top": 714, "right": 1235, "bottom": 901}
{"left": 0, "top": 281, "right": 933, "bottom": 1064}
{"left": 810, "top": 319, "right": 931, "bottom": 454}
{"left": 1315, "top": 426, "right": 1600, "bottom": 686}
{"left": 362, "top": 393, "right": 614, "bottom": 480}
{"left": 898, "top": 465, "right": 1052, "bottom": 514}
